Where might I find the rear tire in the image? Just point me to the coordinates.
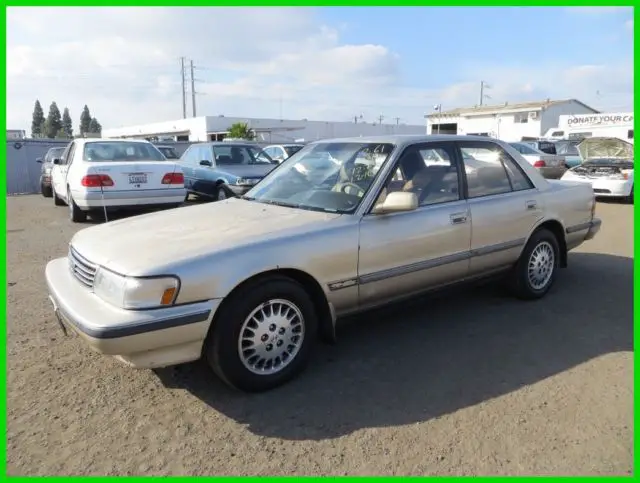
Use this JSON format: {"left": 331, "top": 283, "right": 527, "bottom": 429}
{"left": 41, "top": 183, "right": 53, "bottom": 198}
{"left": 53, "top": 187, "right": 65, "bottom": 206}
{"left": 68, "top": 188, "right": 87, "bottom": 223}
{"left": 205, "top": 275, "right": 318, "bottom": 392}
{"left": 507, "top": 228, "right": 560, "bottom": 300}
{"left": 626, "top": 185, "right": 634, "bottom": 204}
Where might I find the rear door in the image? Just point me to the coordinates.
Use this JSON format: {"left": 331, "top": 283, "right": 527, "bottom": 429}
{"left": 457, "top": 140, "right": 542, "bottom": 276}
{"left": 51, "top": 142, "right": 74, "bottom": 197}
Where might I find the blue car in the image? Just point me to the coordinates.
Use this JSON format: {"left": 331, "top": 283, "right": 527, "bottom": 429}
{"left": 553, "top": 140, "right": 583, "bottom": 168}
{"left": 179, "top": 142, "right": 278, "bottom": 201}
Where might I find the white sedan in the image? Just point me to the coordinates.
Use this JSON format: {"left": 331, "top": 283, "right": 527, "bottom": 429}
{"left": 50, "top": 139, "right": 187, "bottom": 222}
{"left": 560, "top": 137, "right": 634, "bottom": 203}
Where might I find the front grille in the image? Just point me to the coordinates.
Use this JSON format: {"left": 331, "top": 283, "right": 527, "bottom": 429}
{"left": 68, "top": 246, "right": 97, "bottom": 288}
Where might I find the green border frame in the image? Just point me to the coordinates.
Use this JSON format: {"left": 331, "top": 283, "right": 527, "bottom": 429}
{"left": 2, "top": 1, "right": 636, "bottom": 478}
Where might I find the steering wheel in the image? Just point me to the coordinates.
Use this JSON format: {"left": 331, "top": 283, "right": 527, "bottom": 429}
{"left": 340, "top": 182, "right": 365, "bottom": 197}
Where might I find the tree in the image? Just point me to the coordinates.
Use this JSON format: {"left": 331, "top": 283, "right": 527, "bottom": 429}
{"left": 80, "top": 105, "right": 92, "bottom": 135}
{"left": 45, "top": 101, "right": 62, "bottom": 138}
{"left": 31, "top": 100, "right": 45, "bottom": 138}
{"left": 62, "top": 107, "right": 73, "bottom": 138}
{"left": 227, "top": 122, "right": 255, "bottom": 140}
{"left": 89, "top": 117, "right": 102, "bottom": 135}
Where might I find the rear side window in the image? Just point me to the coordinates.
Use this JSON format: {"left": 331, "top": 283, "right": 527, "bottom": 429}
{"left": 628, "top": 130, "right": 634, "bottom": 140}
{"left": 460, "top": 142, "right": 533, "bottom": 198}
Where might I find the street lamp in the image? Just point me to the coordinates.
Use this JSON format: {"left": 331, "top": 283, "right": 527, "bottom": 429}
{"left": 433, "top": 104, "right": 442, "bottom": 134}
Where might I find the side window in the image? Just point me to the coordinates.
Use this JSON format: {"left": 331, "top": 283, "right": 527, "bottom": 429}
{"left": 628, "top": 129, "right": 634, "bottom": 140}
{"left": 66, "top": 143, "right": 76, "bottom": 166}
{"left": 460, "top": 143, "right": 515, "bottom": 198}
{"left": 198, "top": 146, "right": 214, "bottom": 164}
{"left": 501, "top": 154, "right": 534, "bottom": 191}
{"left": 376, "top": 144, "right": 460, "bottom": 208}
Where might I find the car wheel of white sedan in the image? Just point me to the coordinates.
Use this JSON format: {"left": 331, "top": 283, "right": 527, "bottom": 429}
{"left": 67, "top": 188, "right": 87, "bottom": 223}
{"left": 206, "top": 275, "right": 318, "bottom": 392}
{"left": 509, "top": 228, "right": 560, "bottom": 300}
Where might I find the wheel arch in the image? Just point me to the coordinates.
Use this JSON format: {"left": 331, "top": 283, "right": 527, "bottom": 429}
{"left": 204, "top": 268, "right": 336, "bottom": 351}
{"left": 526, "top": 218, "right": 568, "bottom": 268}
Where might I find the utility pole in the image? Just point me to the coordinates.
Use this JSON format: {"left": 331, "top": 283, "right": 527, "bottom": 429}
{"left": 190, "top": 59, "right": 197, "bottom": 117}
{"left": 480, "top": 81, "right": 491, "bottom": 106}
{"left": 394, "top": 117, "right": 400, "bottom": 125}
{"left": 180, "top": 57, "right": 187, "bottom": 119}
{"left": 378, "top": 114, "right": 384, "bottom": 125}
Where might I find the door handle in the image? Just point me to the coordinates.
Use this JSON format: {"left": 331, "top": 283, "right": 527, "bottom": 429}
{"left": 526, "top": 200, "right": 538, "bottom": 210}
{"left": 450, "top": 212, "right": 468, "bottom": 224}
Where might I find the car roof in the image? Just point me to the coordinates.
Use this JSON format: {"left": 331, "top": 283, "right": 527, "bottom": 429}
{"left": 306, "top": 134, "right": 505, "bottom": 148}
{"left": 77, "top": 138, "right": 152, "bottom": 146}
{"left": 190, "top": 141, "right": 258, "bottom": 147}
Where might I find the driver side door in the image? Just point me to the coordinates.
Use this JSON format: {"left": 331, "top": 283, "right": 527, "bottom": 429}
{"left": 50, "top": 142, "right": 73, "bottom": 198}
{"left": 356, "top": 142, "right": 472, "bottom": 309}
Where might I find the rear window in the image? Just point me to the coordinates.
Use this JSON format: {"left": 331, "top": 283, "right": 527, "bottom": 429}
{"left": 556, "top": 143, "right": 580, "bottom": 156}
{"left": 537, "top": 142, "right": 556, "bottom": 155}
{"left": 83, "top": 142, "right": 166, "bottom": 162}
{"left": 157, "top": 146, "right": 179, "bottom": 159}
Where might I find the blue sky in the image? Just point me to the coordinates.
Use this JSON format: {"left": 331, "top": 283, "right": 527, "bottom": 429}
{"left": 6, "top": 6, "right": 635, "bottom": 130}
{"left": 319, "top": 6, "right": 634, "bottom": 95}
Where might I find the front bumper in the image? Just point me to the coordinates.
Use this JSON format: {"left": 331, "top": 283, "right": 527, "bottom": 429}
{"left": 45, "top": 257, "right": 220, "bottom": 368}
{"left": 227, "top": 184, "right": 254, "bottom": 196}
{"left": 561, "top": 175, "right": 633, "bottom": 197}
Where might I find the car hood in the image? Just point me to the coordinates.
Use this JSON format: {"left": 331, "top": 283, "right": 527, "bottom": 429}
{"left": 217, "top": 163, "right": 276, "bottom": 179}
{"left": 577, "top": 137, "right": 634, "bottom": 161}
{"left": 69, "top": 198, "right": 341, "bottom": 276}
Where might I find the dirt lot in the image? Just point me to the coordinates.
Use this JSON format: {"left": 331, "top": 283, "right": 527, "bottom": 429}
{"left": 6, "top": 194, "right": 633, "bottom": 476}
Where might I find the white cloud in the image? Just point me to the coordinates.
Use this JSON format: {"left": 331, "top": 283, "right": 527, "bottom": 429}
{"left": 6, "top": 7, "right": 635, "bottom": 133}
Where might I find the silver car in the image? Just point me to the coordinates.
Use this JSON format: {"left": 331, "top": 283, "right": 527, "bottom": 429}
{"left": 45, "top": 135, "right": 601, "bottom": 392}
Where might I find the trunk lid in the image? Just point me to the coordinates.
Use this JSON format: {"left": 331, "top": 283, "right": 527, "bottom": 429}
{"left": 87, "top": 161, "right": 184, "bottom": 191}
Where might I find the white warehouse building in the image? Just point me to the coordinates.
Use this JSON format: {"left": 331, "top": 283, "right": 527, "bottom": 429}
{"left": 425, "top": 99, "right": 599, "bottom": 142}
{"left": 102, "top": 115, "right": 426, "bottom": 143}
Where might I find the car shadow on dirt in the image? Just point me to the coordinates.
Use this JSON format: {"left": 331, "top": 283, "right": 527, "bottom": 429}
{"left": 154, "top": 252, "right": 633, "bottom": 441}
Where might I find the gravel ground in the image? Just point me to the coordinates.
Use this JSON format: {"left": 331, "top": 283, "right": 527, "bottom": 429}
{"left": 6, "top": 194, "right": 634, "bottom": 476}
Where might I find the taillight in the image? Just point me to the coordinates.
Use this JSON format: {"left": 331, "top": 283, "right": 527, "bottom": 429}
{"left": 162, "top": 172, "right": 184, "bottom": 185}
{"left": 533, "top": 160, "right": 546, "bottom": 168}
{"left": 81, "top": 174, "right": 114, "bottom": 187}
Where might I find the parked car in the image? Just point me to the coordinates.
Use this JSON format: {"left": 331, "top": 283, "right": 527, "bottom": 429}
{"left": 508, "top": 142, "right": 566, "bottom": 179}
{"left": 553, "top": 140, "right": 583, "bottom": 168}
{"left": 45, "top": 135, "right": 601, "bottom": 393}
{"left": 179, "top": 142, "right": 278, "bottom": 201}
{"left": 156, "top": 145, "right": 180, "bottom": 160}
{"left": 561, "top": 137, "right": 634, "bottom": 203}
{"left": 37, "top": 146, "right": 67, "bottom": 197}
{"left": 50, "top": 139, "right": 186, "bottom": 222}
{"left": 262, "top": 144, "right": 305, "bottom": 163}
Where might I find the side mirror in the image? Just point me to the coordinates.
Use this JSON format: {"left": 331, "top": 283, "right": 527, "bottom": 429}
{"left": 371, "top": 191, "right": 418, "bottom": 215}
{"left": 199, "top": 160, "right": 213, "bottom": 167}
{"left": 52, "top": 158, "right": 61, "bottom": 165}
{"left": 36, "top": 158, "right": 43, "bottom": 163}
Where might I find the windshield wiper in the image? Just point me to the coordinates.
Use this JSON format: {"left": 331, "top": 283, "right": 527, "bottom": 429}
{"left": 240, "top": 195, "right": 256, "bottom": 201}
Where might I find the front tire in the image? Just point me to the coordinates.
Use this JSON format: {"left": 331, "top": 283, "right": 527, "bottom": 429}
{"left": 67, "top": 188, "right": 87, "bottom": 223}
{"left": 215, "top": 185, "right": 229, "bottom": 202}
{"left": 508, "top": 228, "right": 560, "bottom": 300}
{"left": 206, "top": 275, "right": 318, "bottom": 392}
{"left": 41, "top": 183, "right": 53, "bottom": 198}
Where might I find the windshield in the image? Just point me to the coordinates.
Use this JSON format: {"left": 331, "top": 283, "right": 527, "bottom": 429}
{"left": 157, "top": 146, "right": 179, "bottom": 159}
{"left": 83, "top": 141, "right": 166, "bottom": 162}
{"left": 213, "top": 145, "right": 273, "bottom": 165}
{"left": 45, "top": 147, "right": 65, "bottom": 163}
{"left": 510, "top": 143, "right": 543, "bottom": 155}
{"left": 243, "top": 141, "right": 396, "bottom": 214}
{"left": 284, "top": 145, "right": 304, "bottom": 156}
{"left": 555, "top": 142, "right": 580, "bottom": 156}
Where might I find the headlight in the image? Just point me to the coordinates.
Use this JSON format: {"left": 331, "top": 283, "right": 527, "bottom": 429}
{"left": 235, "top": 178, "right": 259, "bottom": 186}
{"left": 609, "top": 173, "right": 629, "bottom": 180}
{"left": 93, "top": 267, "right": 179, "bottom": 309}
